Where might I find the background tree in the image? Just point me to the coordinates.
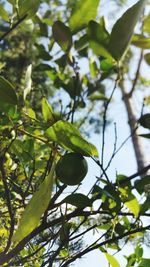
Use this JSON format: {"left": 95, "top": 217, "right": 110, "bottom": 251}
{"left": 0, "top": 0, "right": 150, "bottom": 266}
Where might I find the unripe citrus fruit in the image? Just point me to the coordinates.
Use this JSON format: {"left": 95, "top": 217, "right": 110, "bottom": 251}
{"left": 56, "top": 153, "right": 88, "bottom": 186}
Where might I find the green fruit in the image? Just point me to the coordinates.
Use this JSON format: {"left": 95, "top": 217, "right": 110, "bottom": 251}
{"left": 56, "top": 153, "right": 88, "bottom": 186}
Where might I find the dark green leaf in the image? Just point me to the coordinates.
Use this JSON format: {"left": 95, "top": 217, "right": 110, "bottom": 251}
{"left": 139, "top": 114, "right": 150, "bottom": 129}
{"left": 74, "top": 34, "right": 89, "bottom": 51}
{"left": 144, "top": 53, "right": 150, "bottom": 66}
{"left": 108, "top": 0, "right": 146, "bottom": 60}
{"left": 52, "top": 21, "right": 72, "bottom": 51}
{"left": 139, "top": 133, "right": 150, "bottom": 139}
{"left": 69, "top": 0, "right": 100, "bottom": 33}
{"left": 63, "top": 193, "right": 92, "bottom": 209}
{"left": 134, "top": 176, "right": 150, "bottom": 194}
{"left": 138, "top": 258, "right": 150, "bottom": 267}
{"left": 45, "top": 120, "right": 98, "bottom": 157}
{"left": 18, "top": 0, "right": 40, "bottom": 19}
{"left": 0, "top": 76, "right": 18, "bottom": 105}
{"left": 87, "top": 20, "right": 112, "bottom": 58}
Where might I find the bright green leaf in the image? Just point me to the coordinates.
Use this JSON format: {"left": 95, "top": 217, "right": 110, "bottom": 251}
{"left": 12, "top": 160, "right": 56, "bottom": 244}
{"left": 69, "top": 0, "right": 100, "bottom": 33}
{"left": 52, "top": 21, "right": 72, "bottom": 51}
{"left": 0, "top": 4, "right": 9, "bottom": 21}
{"left": 45, "top": 120, "right": 98, "bottom": 157}
{"left": 105, "top": 253, "right": 121, "bottom": 267}
{"left": 124, "top": 194, "right": 140, "bottom": 217}
{"left": 88, "top": 93, "right": 108, "bottom": 101}
{"left": 108, "top": 0, "right": 146, "bottom": 60}
{"left": 41, "top": 97, "right": 55, "bottom": 123}
{"left": 63, "top": 193, "right": 92, "bottom": 209}
{"left": 131, "top": 34, "right": 150, "bottom": 49}
{"left": 143, "top": 13, "right": 150, "bottom": 34}
{"left": 0, "top": 76, "right": 18, "bottom": 105}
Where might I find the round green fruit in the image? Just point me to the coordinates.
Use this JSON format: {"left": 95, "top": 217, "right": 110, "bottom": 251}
{"left": 56, "top": 153, "right": 88, "bottom": 186}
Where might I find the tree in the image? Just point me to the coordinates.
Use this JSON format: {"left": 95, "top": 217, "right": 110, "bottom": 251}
{"left": 0, "top": 0, "right": 150, "bottom": 266}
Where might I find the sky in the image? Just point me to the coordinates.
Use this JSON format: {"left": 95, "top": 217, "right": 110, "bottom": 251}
{"left": 73, "top": 0, "right": 150, "bottom": 266}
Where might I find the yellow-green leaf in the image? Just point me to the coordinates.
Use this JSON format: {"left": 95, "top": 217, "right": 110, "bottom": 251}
{"left": 41, "top": 97, "right": 55, "bottom": 123}
{"left": 45, "top": 120, "right": 98, "bottom": 157}
{"left": 143, "top": 13, "right": 150, "bottom": 34}
{"left": 12, "top": 160, "right": 56, "bottom": 244}
{"left": 105, "top": 253, "right": 121, "bottom": 267}
{"left": 125, "top": 195, "right": 140, "bottom": 218}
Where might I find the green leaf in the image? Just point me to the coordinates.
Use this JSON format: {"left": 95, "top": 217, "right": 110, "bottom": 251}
{"left": 124, "top": 194, "right": 140, "bottom": 217}
{"left": 41, "top": 97, "right": 55, "bottom": 123}
{"left": 63, "top": 193, "right": 92, "bottom": 209}
{"left": 108, "top": 0, "right": 146, "bottom": 60}
{"left": 139, "top": 133, "right": 150, "bottom": 139}
{"left": 23, "top": 64, "right": 32, "bottom": 101}
{"left": 138, "top": 258, "right": 150, "bottom": 267}
{"left": 0, "top": 4, "right": 9, "bottom": 21}
{"left": 74, "top": 34, "right": 89, "bottom": 51}
{"left": 69, "top": 0, "right": 100, "bottom": 33}
{"left": 139, "top": 114, "right": 150, "bottom": 129}
{"left": 87, "top": 20, "right": 112, "bottom": 59}
{"left": 12, "top": 160, "right": 56, "bottom": 244}
{"left": 52, "top": 21, "right": 72, "bottom": 52}
{"left": 18, "top": 0, "right": 40, "bottom": 18}
{"left": 144, "top": 53, "right": 150, "bottom": 66}
{"left": 88, "top": 93, "right": 108, "bottom": 101}
{"left": 105, "top": 253, "right": 121, "bottom": 267}
{"left": 45, "top": 120, "right": 98, "bottom": 157}
{"left": 134, "top": 176, "right": 150, "bottom": 194}
{"left": 143, "top": 13, "right": 150, "bottom": 34}
{"left": 131, "top": 34, "right": 150, "bottom": 49}
{"left": 0, "top": 76, "right": 18, "bottom": 105}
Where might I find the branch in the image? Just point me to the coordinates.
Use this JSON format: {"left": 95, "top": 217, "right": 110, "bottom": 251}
{"left": 61, "top": 224, "right": 150, "bottom": 267}
{"left": 0, "top": 14, "right": 27, "bottom": 42}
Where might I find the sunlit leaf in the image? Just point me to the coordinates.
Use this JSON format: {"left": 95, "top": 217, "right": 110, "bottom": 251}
{"left": 88, "top": 93, "right": 108, "bottom": 101}
{"left": 131, "top": 34, "right": 150, "bottom": 49}
{"left": 24, "top": 64, "right": 32, "bottom": 101}
{"left": 124, "top": 194, "right": 140, "bottom": 217}
{"left": 69, "top": 0, "right": 100, "bottom": 33}
{"left": 45, "top": 120, "right": 98, "bottom": 157}
{"left": 0, "top": 76, "right": 18, "bottom": 105}
{"left": 105, "top": 253, "right": 121, "bottom": 267}
{"left": 52, "top": 21, "right": 72, "bottom": 51}
{"left": 41, "top": 97, "right": 55, "bottom": 123}
{"left": 143, "top": 13, "right": 150, "bottom": 34}
{"left": 0, "top": 4, "right": 9, "bottom": 21}
{"left": 108, "top": 0, "right": 146, "bottom": 60}
{"left": 12, "top": 160, "right": 56, "bottom": 244}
